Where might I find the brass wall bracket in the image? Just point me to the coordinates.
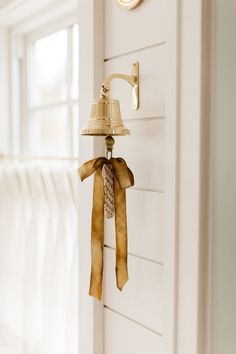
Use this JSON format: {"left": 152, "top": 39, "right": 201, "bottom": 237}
{"left": 100, "top": 61, "right": 139, "bottom": 110}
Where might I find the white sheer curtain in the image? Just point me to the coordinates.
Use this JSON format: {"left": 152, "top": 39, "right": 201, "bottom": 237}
{"left": 0, "top": 163, "right": 79, "bottom": 354}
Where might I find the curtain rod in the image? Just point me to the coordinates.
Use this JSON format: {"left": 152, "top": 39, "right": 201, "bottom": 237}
{"left": 0, "top": 153, "right": 79, "bottom": 162}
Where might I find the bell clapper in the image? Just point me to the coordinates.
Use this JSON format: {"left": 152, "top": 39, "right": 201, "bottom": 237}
{"left": 105, "top": 135, "right": 115, "bottom": 160}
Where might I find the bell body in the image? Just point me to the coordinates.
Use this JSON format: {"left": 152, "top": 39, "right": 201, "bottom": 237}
{"left": 81, "top": 98, "right": 130, "bottom": 136}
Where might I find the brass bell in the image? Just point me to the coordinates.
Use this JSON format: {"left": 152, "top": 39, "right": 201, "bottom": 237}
{"left": 81, "top": 62, "right": 139, "bottom": 137}
{"left": 81, "top": 97, "right": 130, "bottom": 136}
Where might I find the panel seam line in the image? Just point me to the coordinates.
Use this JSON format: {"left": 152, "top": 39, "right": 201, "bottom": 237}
{"left": 130, "top": 187, "right": 164, "bottom": 193}
{"left": 104, "top": 41, "right": 166, "bottom": 62}
{"left": 123, "top": 116, "right": 165, "bottom": 123}
{"left": 104, "top": 245, "right": 164, "bottom": 266}
{"left": 104, "top": 305, "right": 163, "bottom": 337}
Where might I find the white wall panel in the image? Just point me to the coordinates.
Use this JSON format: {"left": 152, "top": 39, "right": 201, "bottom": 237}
{"left": 105, "top": 0, "right": 166, "bottom": 58}
{"left": 113, "top": 118, "right": 164, "bottom": 191}
{"left": 104, "top": 247, "right": 164, "bottom": 334}
{"left": 103, "top": 0, "right": 172, "bottom": 351}
{"left": 104, "top": 308, "right": 163, "bottom": 354}
{"left": 105, "top": 45, "right": 165, "bottom": 120}
{"left": 105, "top": 189, "right": 164, "bottom": 264}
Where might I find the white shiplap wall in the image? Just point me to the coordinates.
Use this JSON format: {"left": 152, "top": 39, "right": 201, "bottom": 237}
{"left": 103, "top": 1, "right": 171, "bottom": 353}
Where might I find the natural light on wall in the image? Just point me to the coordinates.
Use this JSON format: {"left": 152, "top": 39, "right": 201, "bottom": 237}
{"left": 28, "top": 24, "right": 79, "bottom": 158}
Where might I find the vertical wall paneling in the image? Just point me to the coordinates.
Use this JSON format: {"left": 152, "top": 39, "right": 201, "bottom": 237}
{"left": 177, "top": 0, "right": 212, "bottom": 353}
{"left": 211, "top": 0, "right": 236, "bottom": 352}
{"left": 78, "top": 2, "right": 104, "bottom": 354}
{"left": 104, "top": 0, "right": 178, "bottom": 353}
{"left": 163, "top": 0, "right": 179, "bottom": 353}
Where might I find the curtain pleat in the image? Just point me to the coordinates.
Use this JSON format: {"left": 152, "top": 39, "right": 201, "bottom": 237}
{"left": 0, "top": 164, "right": 79, "bottom": 354}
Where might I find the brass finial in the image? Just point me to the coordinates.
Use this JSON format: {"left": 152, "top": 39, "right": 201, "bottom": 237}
{"left": 105, "top": 135, "right": 115, "bottom": 159}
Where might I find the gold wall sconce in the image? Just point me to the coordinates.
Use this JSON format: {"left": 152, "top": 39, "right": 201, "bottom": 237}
{"left": 115, "top": 0, "right": 143, "bottom": 11}
{"left": 79, "top": 62, "right": 140, "bottom": 300}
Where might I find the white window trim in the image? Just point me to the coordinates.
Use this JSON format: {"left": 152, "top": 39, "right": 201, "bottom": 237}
{"left": 26, "top": 12, "right": 78, "bottom": 43}
{"left": 9, "top": 11, "right": 78, "bottom": 156}
{"left": 78, "top": 1, "right": 104, "bottom": 354}
{"left": 0, "top": 0, "right": 78, "bottom": 155}
{"left": 25, "top": 19, "right": 78, "bottom": 157}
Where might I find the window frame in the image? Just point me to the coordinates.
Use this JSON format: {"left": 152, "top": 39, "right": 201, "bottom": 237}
{"left": 9, "top": 12, "right": 79, "bottom": 157}
{"left": 25, "top": 14, "right": 78, "bottom": 156}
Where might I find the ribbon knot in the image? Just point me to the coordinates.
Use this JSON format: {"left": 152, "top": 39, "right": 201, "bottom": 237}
{"left": 78, "top": 157, "right": 134, "bottom": 300}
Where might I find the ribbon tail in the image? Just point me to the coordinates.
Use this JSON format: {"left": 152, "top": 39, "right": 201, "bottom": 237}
{"left": 89, "top": 168, "right": 104, "bottom": 300}
{"left": 114, "top": 176, "right": 128, "bottom": 291}
{"left": 111, "top": 158, "right": 134, "bottom": 189}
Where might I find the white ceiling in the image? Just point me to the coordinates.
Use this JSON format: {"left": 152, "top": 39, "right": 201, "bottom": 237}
{"left": 0, "top": 0, "right": 77, "bottom": 31}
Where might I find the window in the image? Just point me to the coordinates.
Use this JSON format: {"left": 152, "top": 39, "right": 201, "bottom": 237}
{"left": 0, "top": 6, "right": 79, "bottom": 354}
{"left": 27, "top": 24, "right": 79, "bottom": 158}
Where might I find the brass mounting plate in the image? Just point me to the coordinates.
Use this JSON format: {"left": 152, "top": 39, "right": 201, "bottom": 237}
{"left": 132, "top": 61, "right": 139, "bottom": 110}
{"left": 116, "top": 0, "right": 143, "bottom": 10}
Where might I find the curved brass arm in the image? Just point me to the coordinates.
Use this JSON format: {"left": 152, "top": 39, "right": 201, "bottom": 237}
{"left": 100, "top": 62, "right": 139, "bottom": 110}
{"left": 100, "top": 73, "right": 135, "bottom": 96}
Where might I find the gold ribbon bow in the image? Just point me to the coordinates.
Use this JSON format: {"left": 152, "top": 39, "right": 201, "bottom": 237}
{"left": 78, "top": 157, "right": 134, "bottom": 300}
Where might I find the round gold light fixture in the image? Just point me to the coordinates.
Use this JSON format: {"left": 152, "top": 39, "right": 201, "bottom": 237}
{"left": 115, "top": 0, "right": 143, "bottom": 10}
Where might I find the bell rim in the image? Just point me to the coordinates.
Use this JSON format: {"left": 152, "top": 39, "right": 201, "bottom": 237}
{"left": 81, "top": 127, "right": 130, "bottom": 136}
{"left": 81, "top": 97, "right": 130, "bottom": 136}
